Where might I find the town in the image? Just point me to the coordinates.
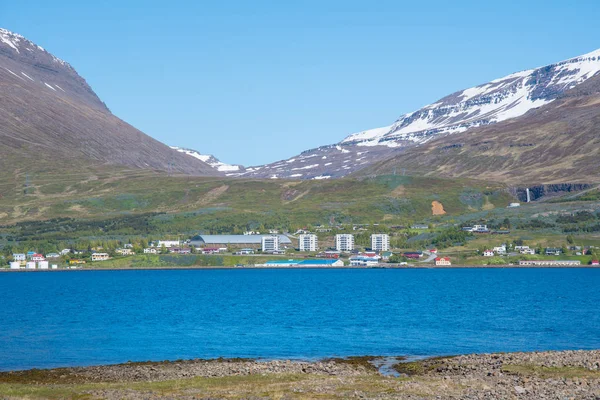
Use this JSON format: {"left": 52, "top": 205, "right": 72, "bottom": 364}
{"left": 3, "top": 223, "right": 596, "bottom": 270}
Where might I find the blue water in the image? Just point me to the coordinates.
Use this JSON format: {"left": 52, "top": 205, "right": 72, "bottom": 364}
{"left": 1, "top": 268, "right": 599, "bottom": 371}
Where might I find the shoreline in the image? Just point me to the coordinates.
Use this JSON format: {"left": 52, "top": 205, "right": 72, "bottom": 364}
{"left": 1, "top": 350, "right": 598, "bottom": 399}
{"left": 1, "top": 264, "right": 600, "bottom": 272}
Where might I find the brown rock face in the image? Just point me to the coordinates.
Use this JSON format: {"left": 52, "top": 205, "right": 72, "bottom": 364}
{"left": 0, "top": 28, "right": 217, "bottom": 176}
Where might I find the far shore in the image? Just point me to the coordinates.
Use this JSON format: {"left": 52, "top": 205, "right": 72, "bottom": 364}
{"left": 2, "top": 264, "right": 600, "bottom": 272}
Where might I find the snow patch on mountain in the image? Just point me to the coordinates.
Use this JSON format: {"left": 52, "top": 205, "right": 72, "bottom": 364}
{"left": 341, "top": 48, "right": 600, "bottom": 148}
{"left": 170, "top": 146, "right": 244, "bottom": 173}
{"left": 0, "top": 28, "right": 67, "bottom": 66}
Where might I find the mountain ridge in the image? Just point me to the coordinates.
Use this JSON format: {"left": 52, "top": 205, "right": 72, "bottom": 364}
{"left": 0, "top": 27, "right": 217, "bottom": 176}
{"left": 232, "top": 48, "right": 600, "bottom": 180}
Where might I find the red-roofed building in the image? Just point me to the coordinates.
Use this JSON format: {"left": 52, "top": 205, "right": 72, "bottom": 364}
{"left": 591, "top": 260, "right": 599, "bottom": 266}
{"left": 31, "top": 254, "right": 45, "bottom": 262}
{"left": 435, "top": 257, "right": 451, "bottom": 266}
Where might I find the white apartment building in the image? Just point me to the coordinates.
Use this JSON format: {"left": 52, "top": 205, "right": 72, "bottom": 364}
{"left": 335, "top": 234, "right": 354, "bottom": 252}
{"left": 371, "top": 234, "right": 390, "bottom": 252}
{"left": 298, "top": 234, "right": 318, "bottom": 252}
{"left": 261, "top": 235, "right": 280, "bottom": 252}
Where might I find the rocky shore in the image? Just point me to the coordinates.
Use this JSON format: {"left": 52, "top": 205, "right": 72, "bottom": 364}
{"left": 0, "top": 350, "right": 598, "bottom": 399}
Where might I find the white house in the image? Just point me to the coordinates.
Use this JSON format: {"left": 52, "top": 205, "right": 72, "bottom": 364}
{"left": 25, "top": 261, "right": 36, "bottom": 269}
{"left": 335, "top": 234, "right": 354, "bottom": 252}
{"left": 435, "top": 257, "right": 452, "bottom": 266}
{"left": 116, "top": 248, "right": 135, "bottom": 256}
{"left": 91, "top": 253, "right": 110, "bottom": 262}
{"left": 371, "top": 234, "right": 390, "bottom": 252}
{"left": 298, "top": 234, "right": 318, "bottom": 252}
{"left": 156, "top": 240, "right": 180, "bottom": 248}
{"left": 483, "top": 250, "right": 495, "bottom": 257}
{"left": 261, "top": 235, "right": 280, "bottom": 253}
{"left": 10, "top": 262, "right": 20, "bottom": 269}
{"left": 520, "top": 248, "right": 536, "bottom": 255}
{"left": 13, "top": 253, "right": 26, "bottom": 262}
{"left": 31, "top": 254, "right": 45, "bottom": 262}
{"left": 144, "top": 248, "right": 158, "bottom": 254}
{"left": 60, "top": 249, "right": 72, "bottom": 255}
{"left": 46, "top": 253, "right": 60, "bottom": 259}
{"left": 493, "top": 245, "right": 507, "bottom": 254}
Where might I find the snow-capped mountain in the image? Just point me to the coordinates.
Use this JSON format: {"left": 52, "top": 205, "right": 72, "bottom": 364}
{"left": 342, "top": 48, "right": 600, "bottom": 148}
{"left": 240, "top": 48, "right": 600, "bottom": 179}
{"left": 171, "top": 146, "right": 245, "bottom": 174}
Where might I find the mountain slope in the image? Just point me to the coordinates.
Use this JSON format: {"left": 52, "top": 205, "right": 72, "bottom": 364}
{"left": 238, "top": 48, "right": 600, "bottom": 180}
{"left": 358, "top": 73, "right": 600, "bottom": 185}
{"left": 0, "top": 28, "right": 216, "bottom": 176}
{"left": 170, "top": 146, "right": 245, "bottom": 174}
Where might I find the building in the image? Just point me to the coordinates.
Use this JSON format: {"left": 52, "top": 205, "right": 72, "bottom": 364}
{"left": 26, "top": 251, "right": 35, "bottom": 259}
{"left": 435, "top": 257, "right": 451, "bottom": 266}
{"left": 10, "top": 262, "right": 20, "bottom": 269}
{"left": 545, "top": 248, "right": 562, "bottom": 256}
{"left": 12, "top": 253, "right": 26, "bottom": 262}
{"left": 349, "top": 252, "right": 381, "bottom": 266}
{"left": 201, "top": 247, "right": 222, "bottom": 254}
{"left": 411, "top": 224, "right": 429, "bottom": 230}
{"left": 335, "top": 234, "right": 354, "bottom": 252}
{"left": 235, "top": 248, "right": 255, "bottom": 255}
{"left": 519, "top": 260, "right": 580, "bottom": 267}
{"left": 298, "top": 234, "right": 318, "bottom": 252}
{"left": 591, "top": 260, "right": 599, "bottom": 266}
{"left": 508, "top": 203, "right": 521, "bottom": 207}
{"left": 155, "top": 240, "right": 180, "bottom": 248}
{"left": 69, "top": 259, "right": 86, "bottom": 265}
{"left": 38, "top": 261, "right": 49, "bottom": 269}
{"left": 46, "top": 253, "right": 60, "bottom": 259}
{"left": 31, "top": 254, "right": 45, "bottom": 262}
{"left": 169, "top": 247, "right": 192, "bottom": 254}
{"left": 60, "top": 249, "right": 71, "bottom": 255}
{"left": 190, "top": 234, "right": 292, "bottom": 249}
{"left": 483, "top": 250, "right": 495, "bottom": 257}
{"left": 262, "top": 259, "right": 344, "bottom": 267}
{"left": 116, "top": 248, "right": 135, "bottom": 256}
{"left": 91, "top": 253, "right": 110, "bottom": 262}
{"left": 25, "top": 261, "right": 36, "bottom": 269}
{"left": 403, "top": 251, "right": 423, "bottom": 259}
{"left": 144, "top": 248, "right": 158, "bottom": 254}
{"left": 261, "top": 235, "right": 280, "bottom": 253}
{"left": 493, "top": 245, "right": 507, "bottom": 254}
{"left": 521, "top": 248, "right": 536, "bottom": 255}
{"left": 371, "top": 234, "right": 390, "bottom": 252}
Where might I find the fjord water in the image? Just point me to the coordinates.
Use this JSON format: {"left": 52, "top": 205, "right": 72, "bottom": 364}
{"left": 1, "top": 268, "right": 599, "bottom": 371}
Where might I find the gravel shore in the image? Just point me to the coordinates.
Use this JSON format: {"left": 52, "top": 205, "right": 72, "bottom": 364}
{"left": 1, "top": 350, "right": 599, "bottom": 399}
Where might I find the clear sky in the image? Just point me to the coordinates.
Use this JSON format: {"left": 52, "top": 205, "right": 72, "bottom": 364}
{"left": 2, "top": 0, "right": 599, "bottom": 166}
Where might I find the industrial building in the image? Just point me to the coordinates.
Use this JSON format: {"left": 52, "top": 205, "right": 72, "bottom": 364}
{"left": 190, "top": 234, "right": 292, "bottom": 248}
{"left": 261, "top": 259, "right": 344, "bottom": 267}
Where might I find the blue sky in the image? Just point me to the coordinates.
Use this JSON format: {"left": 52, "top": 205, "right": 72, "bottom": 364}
{"left": 2, "top": 0, "right": 599, "bottom": 166}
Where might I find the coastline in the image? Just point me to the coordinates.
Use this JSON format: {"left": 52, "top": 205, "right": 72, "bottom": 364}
{"left": 1, "top": 350, "right": 598, "bottom": 399}
{"left": 2, "top": 264, "right": 600, "bottom": 272}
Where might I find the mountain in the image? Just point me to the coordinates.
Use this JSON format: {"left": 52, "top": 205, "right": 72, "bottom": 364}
{"left": 170, "top": 146, "right": 245, "bottom": 174}
{"left": 238, "top": 48, "right": 600, "bottom": 180}
{"left": 358, "top": 73, "right": 600, "bottom": 185}
{"left": 0, "top": 28, "right": 216, "bottom": 176}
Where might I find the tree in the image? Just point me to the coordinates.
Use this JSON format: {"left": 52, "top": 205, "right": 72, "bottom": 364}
{"left": 566, "top": 235, "right": 575, "bottom": 245}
